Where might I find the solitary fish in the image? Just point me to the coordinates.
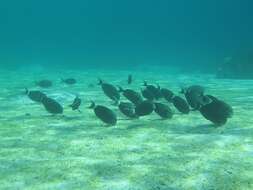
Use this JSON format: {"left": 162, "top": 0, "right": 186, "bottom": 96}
{"left": 128, "top": 74, "right": 132, "bottom": 84}
{"left": 36, "top": 80, "right": 53, "bottom": 88}
{"left": 89, "top": 101, "right": 117, "bottom": 126}
{"left": 69, "top": 96, "right": 82, "bottom": 112}
{"left": 42, "top": 97, "right": 63, "bottom": 114}
{"left": 25, "top": 88, "right": 47, "bottom": 103}
{"left": 61, "top": 78, "right": 77, "bottom": 85}
{"left": 98, "top": 79, "right": 120, "bottom": 104}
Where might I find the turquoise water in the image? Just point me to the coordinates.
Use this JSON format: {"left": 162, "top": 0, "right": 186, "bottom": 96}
{"left": 1, "top": 0, "right": 253, "bottom": 70}
{"left": 1, "top": 1, "right": 253, "bottom": 190}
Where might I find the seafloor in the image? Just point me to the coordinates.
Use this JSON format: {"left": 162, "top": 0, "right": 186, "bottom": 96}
{"left": 0, "top": 66, "right": 253, "bottom": 190}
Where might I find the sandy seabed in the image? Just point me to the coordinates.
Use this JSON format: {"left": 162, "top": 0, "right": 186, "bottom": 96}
{"left": 0, "top": 67, "right": 253, "bottom": 190}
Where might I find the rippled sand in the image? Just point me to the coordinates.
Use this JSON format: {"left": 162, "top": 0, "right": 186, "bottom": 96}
{"left": 1, "top": 67, "right": 253, "bottom": 190}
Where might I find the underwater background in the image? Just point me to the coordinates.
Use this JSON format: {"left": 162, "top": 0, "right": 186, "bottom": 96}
{"left": 1, "top": 0, "right": 253, "bottom": 71}
{"left": 1, "top": 1, "right": 253, "bottom": 190}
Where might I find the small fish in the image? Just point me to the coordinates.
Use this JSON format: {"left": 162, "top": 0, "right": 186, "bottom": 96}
{"left": 61, "top": 78, "right": 77, "bottom": 85}
{"left": 128, "top": 74, "right": 132, "bottom": 84}
{"left": 69, "top": 96, "right": 82, "bottom": 112}
{"left": 36, "top": 80, "right": 53, "bottom": 88}
{"left": 88, "top": 83, "right": 95, "bottom": 88}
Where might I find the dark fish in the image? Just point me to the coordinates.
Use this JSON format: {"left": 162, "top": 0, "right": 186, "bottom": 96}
{"left": 118, "top": 102, "right": 138, "bottom": 118}
{"left": 89, "top": 101, "right": 117, "bottom": 126}
{"left": 118, "top": 87, "right": 143, "bottom": 106}
{"left": 42, "top": 97, "right": 63, "bottom": 114}
{"left": 143, "top": 81, "right": 162, "bottom": 99}
{"left": 199, "top": 95, "right": 233, "bottom": 126}
{"left": 172, "top": 96, "right": 190, "bottom": 114}
{"left": 128, "top": 74, "right": 132, "bottom": 84}
{"left": 69, "top": 96, "right": 82, "bottom": 112}
{"left": 61, "top": 78, "right": 76, "bottom": 85}
{"left": 181, "top": 85, "right": 205, "bottom": 110}
{"left": 135, "top": 100, "right": 155, "bottom": 117}
{"left": 25, "top": 88, "right": 47, "bottom": 103}
{"left": 160, "top": 88, "right": 174, "bottom": 102}
{"left": 36, "top": 80, "right": 53, "bottom": 88}
{"left": 154, "top": 102, "right": 173, "bottom": 119}
{"left": 98, "top": 79, "right": 120, "bottom": 104}
{"left": 206, "top": 94, "right": 222, "bottom": 101}
{"left": 181, "top": 85, "right": 205, "bottom": 95}
{"left": 88, "top": 83, "right": 95, "bottom": 88}
{"left": 141, "top": 88, "right": 155, "bottom": 101}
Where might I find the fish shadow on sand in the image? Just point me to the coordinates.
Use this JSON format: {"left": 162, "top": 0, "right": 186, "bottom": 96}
{"left": 60, "top": 115, "right": 83, "bottom": 121}
{"left": 184, "top": 124, "right": 217, "bottom": 134}
{"left": 126, "top": 123, "right": 151, "bottom": 130}
{"left": 222, "top": 126, "right": 253, "bottom": 137}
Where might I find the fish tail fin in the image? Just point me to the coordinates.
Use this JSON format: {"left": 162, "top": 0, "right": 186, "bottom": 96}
{"left": 25, "top": 88, "right": 29, "bottom": 95}
{"left": 171, "top": 96, "right": 176, "bottom": 102}
{"left": 114, "top": 100, "right": 120, "bottom": 106}
{"left": 40, "top": 95, "right": 46, "bottom": 102}
{"left": 143, "top": 81, "right": 147, "bottom": 86}
{"left": 179, "top": 87, "right": 186, "bottom": 94}
{"left": 88, "top": 101, "right": 96, "bottom": 109}
{"left": 97, "top": 79, "right": 103, "bottom": 85}
{"left": 118, "top": 86, "right": 124, "bottom": 92}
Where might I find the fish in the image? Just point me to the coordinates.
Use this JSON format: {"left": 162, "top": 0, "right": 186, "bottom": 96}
{"left": 128, "top": 74, "right": 132, "bottom": 84}
{"left": 135, "top": 100, "right": 155, "bottom": 117}
{"left": 42, "top": 97, "right": 63, "bottom": 114}
{"left": 36, "top": 80, "right": 53, "bottom": 88}
{"left": 172, "top": 96, "right": 190, "bottom": 114}
{"left": 69, "top": 96, "right": 82, "bottom": 112}
{"left": 88, "top": 101, "right": 117, "bottom": 126}
{"left": 98, "top": 79, "right": 120, "bottom": 104}
{"left": 25, "top": 88, "right": 47, "bottom": 103}
{"left": 118, "top": 86, "right": 143, "bottom": 106}
{"left": 118, "top": 102, "right": 138, "bottom": 118}
{"left": 154, "top": 102, "right": 173, "bottom": 119}
{"left": 61, "top": 78, "right": 77, "bottom": 85}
